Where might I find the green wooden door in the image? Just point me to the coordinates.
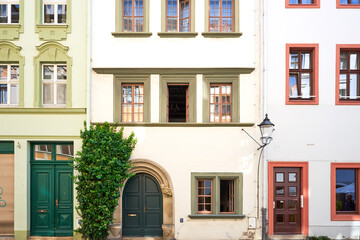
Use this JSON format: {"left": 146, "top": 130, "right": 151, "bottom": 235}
{"left": 31, "top": 164, "right": 73, "bottom": 236}
{"left": 122, "top": 173, "right": 163, "bottom": 237}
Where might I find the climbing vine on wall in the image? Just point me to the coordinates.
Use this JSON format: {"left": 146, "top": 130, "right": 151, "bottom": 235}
{"left": 73, "top": 122, "right": 137, "bottom": 240}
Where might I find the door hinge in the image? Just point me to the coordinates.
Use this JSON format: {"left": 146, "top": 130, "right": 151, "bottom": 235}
{"left": 56, "top": 199, "right": 59, "bottom": 207}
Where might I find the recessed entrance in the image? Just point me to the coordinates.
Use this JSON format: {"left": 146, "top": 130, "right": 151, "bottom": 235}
{"left": 122, "top": 173, "right": 163, "bottom": 237}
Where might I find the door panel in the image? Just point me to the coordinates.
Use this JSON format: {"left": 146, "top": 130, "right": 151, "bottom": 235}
{"left": 31, "top": 166, "right": 54, "bottom": 236}
{"left": 55, "top": 166, "right": 73, "bottom": 236}
{"left": 31, "top": 164, "right": 73, "bottom": 236}
{"left": 274, "top": 167, "right": 301, "bottom": 234}
{"left": 123, "top": 173, "right": 163, "bottom": 237}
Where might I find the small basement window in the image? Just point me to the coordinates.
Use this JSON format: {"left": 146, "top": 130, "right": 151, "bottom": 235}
{"left": 168, "top": 84, "right": 189, "bottom": 122}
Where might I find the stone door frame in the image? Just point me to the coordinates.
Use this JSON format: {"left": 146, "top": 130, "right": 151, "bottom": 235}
{"left": 110, "top": 159, "right": 175, "bottom": 240}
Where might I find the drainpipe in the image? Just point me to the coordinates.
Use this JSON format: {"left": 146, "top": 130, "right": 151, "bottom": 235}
{"left": 261, "top": 0, "right": 269, "bottom": 239}
{"left": 86, "top": 0, "right": 92, "bottom": 128}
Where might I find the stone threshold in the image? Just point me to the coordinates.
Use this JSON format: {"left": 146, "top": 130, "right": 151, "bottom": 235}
{"left": 28, "top": 237, "right": 73, "bottom": 240}
{"left": 269, "top": 235, "right": 307, "bottom": 240}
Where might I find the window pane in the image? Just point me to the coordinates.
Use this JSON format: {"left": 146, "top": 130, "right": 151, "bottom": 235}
{"left": 56, "top": 144, "right": 73, "bottom": 160}
{"left": 276, "top": 173, "right": 284, "bottom": 182}
{"left": 220, "top": 180, "right": 235, "bottom": 213}
{"left": 11, "top": 4, "right": 19, "bottom": 23}
{"left": 290, "top": 53, "right": 299, "bottom": 69}
{"left": 301, "top": 73, "right": 311, "bottom": 98}
{"left": 336, "top": 169, "right": 357, "bottom": 211}
{"left": 34, "top": 144, "right": 52, "bottom": 160}
{"left": 57, "top": 4, "right": 67, "bottom": 23}
{"left": 44, "top": 4, "right": 55, "bottom": 23}
{"left": 43, "top": 65, "right": 54, "bottom": 80}
{"left": 350, "top": 53, "right": 359, "bottom": 70}
{"left": 339, "top": 74, "right": 347, "bottom": 99}
{"left": 0, "top": 65, "right": 8, "bottom": 80}
{"left": 57, "top": 66, "right": 67, "bottom": 80}
{"left": 10, "top": 66, "right": 19, "bottom": 81}
{"left": 57, "top": 83, "right": 66, "bottom": 104}
{"left": 276, "top": 214, "right": 284, "bottom": 223}
{"left": 0, "top": 84, "right": 7, "bottom": 104}
{"left": 10, "top": 84, "right": 18, "bottom": 104}
{"left": 340, "top": 52, "right": 348, "bottom": 70}
{"left": 289, "top": 186, "right": 297, "bottom": 196}
{"left": 289, "top": 200, "right": 297, "bottom": 210}
{"left": 0, "top": 5, "right": 8, "bottom": 23}
{"left": 289, "top": 215, "right": 297, "bottom": 223}
{"left": 276, "top": 187, "right": 284, "bottom": 195}
{"left": 301, "top": 53, "right": 311, "bottom": 69}
{"left": 349, "top": 74, "right": 358, "bottom": 99}
{"left": 276, "top": 200, "right": 284, "bottom": 209}
{"left": 289, "top": 0, "right": 299, "bottom": 3}
{"left": 43, "top": 83, "right": 54, "bottom": 104}
{"left": 289, "top": 173, "right": 297, "bottom": 182}
{"left": 301, "top": 0, "right": 313, "bottom": 4}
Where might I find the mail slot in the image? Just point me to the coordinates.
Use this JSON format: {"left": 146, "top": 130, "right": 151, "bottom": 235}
{"left": 37, "top": 209, "right": 47, "bottom": 213}
{"left": 128, "top": 214, "right": 137, "bottom": 217}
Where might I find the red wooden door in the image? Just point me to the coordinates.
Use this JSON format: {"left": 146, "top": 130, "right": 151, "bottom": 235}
{"left": 273, "top": 167, "right": 301, "bottom": 234}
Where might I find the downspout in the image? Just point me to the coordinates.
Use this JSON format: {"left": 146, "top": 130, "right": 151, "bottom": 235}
{"left": 261, "top": 0, "right": 269, "bottom": 239}
{"left": 86, "top": 0, "right": 92, "bottom": 128}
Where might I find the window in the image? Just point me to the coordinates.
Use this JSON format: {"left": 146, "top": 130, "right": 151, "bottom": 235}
{"left": 209, "top": 0, "right": 233, "bottom": 32}
{"left": 190, "top": 173, "right": 243, "bottom": 217}
{"left": 33, "top": 142, "right": 73, "bottom": 161}
{"left": 0, "top": 64, "right": 19, "bottom": 105}
{"left": 210, "top": 84, "right": 232, "bottom": 123}
{"left": 113, "top": 0, "right": 150, "bottom": 37}
{"left": 167, "top": 0, "right": 190, "bottom": 32}
{"left": 42, "top": 64, "right": 67, "bottom": 106}
{"left": 336, "top": 45, "right": 360, "bottom": 105}
{"left": 203, "top": 76, "right": 239, "bottom": 123}
{"left": 203, "top": 0, "right": 240, "bottom": 37}
{"left": 160, "top": 76, "right": 196, "bottom": 123}
{"left": 337, "top": 0, "right": 360, "bottom": 8}
{"left": 331, "top": 163, "right": 360, "bottom": 221}
{"left": 114, "top": 76, "right": 150, "bottom": 122}
{"left": 286, "top": 0, "right": 320, "bottom": 8}
{"left": 43, "top": 0, "right": 67, "bottom": 24}
{"left": 121, "top": 83, "right": 144, "bottom": 122}
{"left": 0, "top": 0, "right": 19, "bottom": 24}
{"left": 286, "top": 44, "right": 319, "bottom": 105}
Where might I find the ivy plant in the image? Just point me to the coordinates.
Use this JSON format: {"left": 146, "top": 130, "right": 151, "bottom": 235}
{"left": 73, "top": 122, "right": 137, "bottom": 240}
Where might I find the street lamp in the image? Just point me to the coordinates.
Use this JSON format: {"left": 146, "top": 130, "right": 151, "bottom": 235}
{"left": 242, "top": 114, "right": 275, "bottom": 240}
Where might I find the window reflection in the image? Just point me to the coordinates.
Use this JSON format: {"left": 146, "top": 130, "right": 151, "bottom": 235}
{"left": 336, "top": 169, "right": 356, "bottom": 212}
{"left": 34, "top": 144, "right": 52, "bottom": 160}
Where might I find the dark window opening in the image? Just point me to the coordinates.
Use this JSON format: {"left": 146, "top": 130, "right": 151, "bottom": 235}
{"left": 220, "top": 180, "right": 235, "bottom": 213}
{"left": 168, "top": 84, "right": 189, "bottom": 122}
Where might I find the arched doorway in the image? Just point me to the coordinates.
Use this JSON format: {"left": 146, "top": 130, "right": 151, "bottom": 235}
{"left": 122, "top": 173, "right": 163, "bottom": 237}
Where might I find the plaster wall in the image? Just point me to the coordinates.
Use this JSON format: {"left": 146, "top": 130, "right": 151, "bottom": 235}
{"left": 265, "top": 0, "right": 360, "bottom": 237}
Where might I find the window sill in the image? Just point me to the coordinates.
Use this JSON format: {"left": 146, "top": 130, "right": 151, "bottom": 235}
{"left": 286, "top": 4, "right": 320, "bottom": 8}
{"left": 0, "top": 108, "right": 86, "bottom": 114}
{"left": 286, "top": 98, "right": 318, "bottom": 105}
{"left": 337, "top": 4, "right": 360, "bottom": 9}
{"left": 336, "top": 100, "right": 360, "bottom": 105}
{"left": 331, "top": 214, "right": 360, "bottom": 221}
{"left": 0, "top": 24, "right": 21, "bottom": 40}
{"left": 202, "top": 32, "right": 242, "bottom": 38}
{"left": 36, "top": 24, "right": 69, "bottom": 40}
{"left": 112, "top": 32, "right": 152, "bottom": 38}
{"left": 92, "top": 122, "right": 255, "bottom": 127}
{"left": 188, "top": 214, "right": 245, "bottom": 219}
{"left": 157, "top": 32, "right": 198, "bottom": 38}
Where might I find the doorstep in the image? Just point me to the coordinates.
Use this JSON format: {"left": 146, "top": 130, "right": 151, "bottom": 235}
{"left": 269, "top": 235, "right": 307, "bottom": 240}
{"left": 0, "top": 235, "right": 14, "bottom": 240}
{"left": 28, "top": 237, "right": 73, "bottom": 240}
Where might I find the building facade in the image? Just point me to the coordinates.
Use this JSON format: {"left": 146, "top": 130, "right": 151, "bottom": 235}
{"left": 91, "top": 0, "right": 264, "bottom": 239}
{"left": 265, "top": 0, "right": 360, "bottom": 239}
{"left": 0, "top": 0, "right": 87, "bottom": 238}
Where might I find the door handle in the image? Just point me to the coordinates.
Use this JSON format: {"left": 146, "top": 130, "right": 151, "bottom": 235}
{"left": 38, "top": 209, "right": 48, "bottom": 213}
{"left": 144, "top": 205, "right": 146, "bottom": 212}
{"left": 300, "top": 195, "right": 303, "bottom": 208}
{"left": 56, "top": 199, "right": 59, "bottom": 207}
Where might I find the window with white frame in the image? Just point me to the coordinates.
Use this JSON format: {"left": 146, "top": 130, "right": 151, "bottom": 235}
{"left": 43, "top": 0, "right": 67, "bottom": 24}
{"left": 0, "top": 0, "right": 19, "bottom": 24}
{"left": 0, "top": 64, "right": 19, "bottom": 105}
{"left": 42, "top": 64, "right": 67, "bottom": 106}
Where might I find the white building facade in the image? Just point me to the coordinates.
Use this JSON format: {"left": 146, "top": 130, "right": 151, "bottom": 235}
{"left": 265, "top": 0, "right": 360, "bottom": 239}
{"left": 91, "top": 0, "right": 264, "bottom": 239}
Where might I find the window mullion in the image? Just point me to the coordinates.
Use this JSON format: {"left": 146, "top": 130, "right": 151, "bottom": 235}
{"left": 215, "top": 176, "right": 219, "bottom": 215}
{"left": 347, "top": 53, "right": 350, "bottom": 97}
{"left": 54, "top": 65, "right": 57, "bottom": 105}
{"left": 132, "top": 85, "right": 135, "bottom": 122}
{"left": 177, "top": 0, "right": 180, "bottom": 32}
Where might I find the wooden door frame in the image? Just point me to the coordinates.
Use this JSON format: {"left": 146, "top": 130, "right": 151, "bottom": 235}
{"left": 268, "top": 162, "right": 309, "bottom": 236}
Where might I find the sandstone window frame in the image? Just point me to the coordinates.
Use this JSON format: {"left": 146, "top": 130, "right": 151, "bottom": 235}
{"left": 0, "top": 0, "right": 24, "bottom": 40}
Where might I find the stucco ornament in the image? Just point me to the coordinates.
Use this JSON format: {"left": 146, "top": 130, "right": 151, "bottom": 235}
{"left": 161, "top": 184, "right": 172, "bottom": 197}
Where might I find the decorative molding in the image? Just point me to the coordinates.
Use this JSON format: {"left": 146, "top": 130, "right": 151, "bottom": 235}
{"left": 161, "top": 184, "right": 172, "bottom": 197}
{"left": 93, "top": 68, "right": 255, "bottom": 75}
{"left": 162, "top": 224, "right": 175, "bottom": 240}
{"left": 202, "top": 32, "right": 243, "bottom": 38}
{"left": 0, "top": 108, "right": 86, "bottom": 114}
{"left": 158, "top": 32, "right": 198, "bottom": 38}
{"left": 0, "top": 48, "right": 10, "bottom": 61}
{"left": 111, "top": 32, "right": 152, "bottom": 38}
{"left": 91, "top": 122, "right": 255, "bottom": 127}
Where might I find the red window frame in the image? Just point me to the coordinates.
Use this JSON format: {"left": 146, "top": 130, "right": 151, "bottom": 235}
{"left": 336, "top": 45, "right": 360, "bottom": 105}
{"left": 337, "top": 0, "right": 360, "bottom": 8}
{"left": 331, "top": 163, "right": 360, "bottom": 221}
{"left": 121, "top": 83, "right": 144, "bottom": 122}
{"left": 210, "top": 83, "right": 232, "bottom": 123}
{"left": 197, "top": 179, "right": 213, "bottom": 214}
{"left": 208, "top": 0, "right": 234, "bottom": 32}
{"left": 123, "top": 0, "right": 144, "bottom": 32}
{"left": 285, "top": 0, "right": 320, "bottom": 8}
{"left": 166, "top": 0, "right": 191, "bottom": 32}
{"left": 286, "top": 44, "right": 319, "bottom": 105}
